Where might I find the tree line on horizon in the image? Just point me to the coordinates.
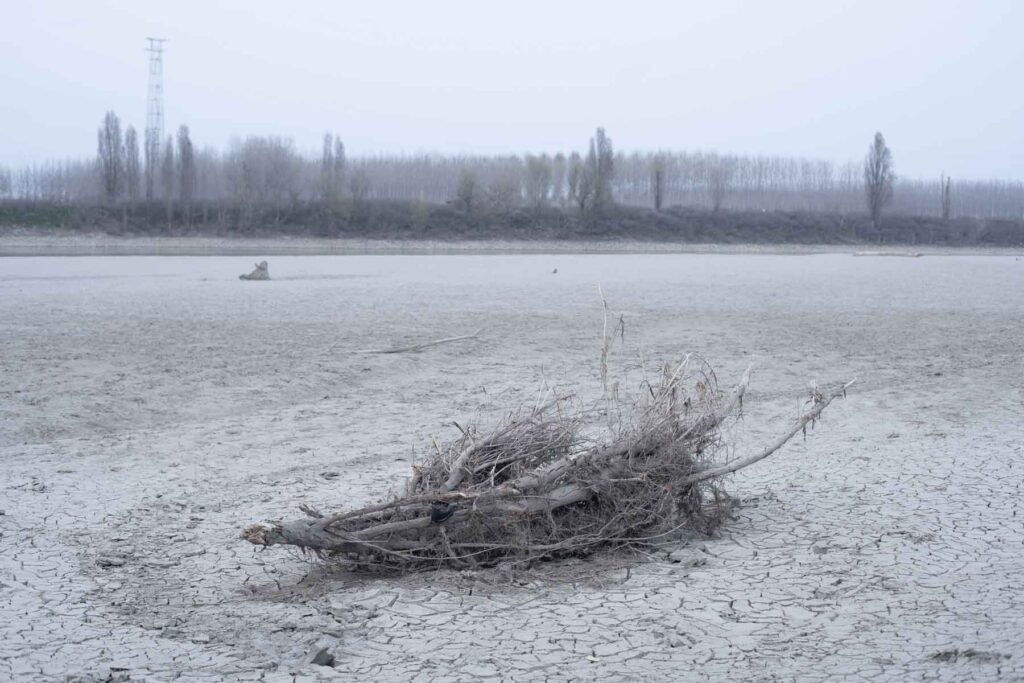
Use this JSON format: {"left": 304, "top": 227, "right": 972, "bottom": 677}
{"left": 0, "top": 112, "right": 1021, "bottom": 226}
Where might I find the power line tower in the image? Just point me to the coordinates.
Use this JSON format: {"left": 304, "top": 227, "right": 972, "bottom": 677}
{"left": 144, "top": 37, "right": 167, "bottom": 201}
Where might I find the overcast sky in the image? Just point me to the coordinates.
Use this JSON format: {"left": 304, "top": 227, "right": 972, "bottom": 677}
{"left": 3, "top": 0, "right": 1021, "bottom": 179}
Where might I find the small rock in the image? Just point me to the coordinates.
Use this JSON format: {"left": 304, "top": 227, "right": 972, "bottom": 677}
{"left": 96, "top": 556, "right": 126, "bottom": 568}
{"left": 146, "top": 559, "right": 179, "bottom": 568}
{"left": 192, "top": 633, "right": 212, "bottom": 644}
{"left": 310, "top": 648, "right": 335, "bottom": 667}
{"left": 321, "top": 471, "right": 340, "bottom": 480}
{"left": 668, "top": 549, "right": 707, "bottom": 567}
{"left": 667, "top": 634, "right": 688, "bottom": 648}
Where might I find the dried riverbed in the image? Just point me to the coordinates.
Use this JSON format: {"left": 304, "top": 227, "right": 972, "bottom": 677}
{"left": 1, "top": 252, "right": 1022, "bottom": 681}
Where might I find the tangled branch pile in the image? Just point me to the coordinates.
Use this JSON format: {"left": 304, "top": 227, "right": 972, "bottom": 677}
{"left": 243, "top": 357, "right": 853, "bottom": 571}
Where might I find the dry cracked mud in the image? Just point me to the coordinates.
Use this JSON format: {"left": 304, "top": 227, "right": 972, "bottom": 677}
{"left": 2, "top": 252, "right": 1022, "bottom": 681}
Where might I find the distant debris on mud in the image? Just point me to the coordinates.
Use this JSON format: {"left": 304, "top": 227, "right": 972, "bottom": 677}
{"left": 95, "top": 555, "right": 127, "bottom": 568}
{"left": 239, "top": 260, "right": 270, "bottom": 280}
{"left": 930, "top": 648, "right": 1011, "bottom": 664}
{"left": 853, "top": 251, "right": 924, "bottom": 257}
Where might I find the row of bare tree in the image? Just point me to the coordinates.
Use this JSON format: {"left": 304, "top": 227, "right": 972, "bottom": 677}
{"left": 1, "top": 114, "right": 1021, "bottom": 222}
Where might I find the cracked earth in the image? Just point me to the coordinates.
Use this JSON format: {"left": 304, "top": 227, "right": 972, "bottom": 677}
{"left": 1, "top": 252, "right": 1022, "bottom": 681}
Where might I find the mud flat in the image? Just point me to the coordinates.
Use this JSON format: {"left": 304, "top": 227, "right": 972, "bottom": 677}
{"left": 1, "top": 253, "right": 1022, "bottom": 680}
{"left": 3, "top": 229, "right": 1022, "bottom": 256}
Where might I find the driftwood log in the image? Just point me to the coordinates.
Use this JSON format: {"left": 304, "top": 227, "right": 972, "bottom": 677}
{"left": 239, "top": 261, "right": 270, "bottom": 280}
{"left": 243, "top": 360, "right": 853, "bottom": 571}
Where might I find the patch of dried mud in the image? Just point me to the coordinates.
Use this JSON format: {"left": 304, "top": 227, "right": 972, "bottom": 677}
{"left": 2, "top": 253, "right": 1022, "bottom": 681}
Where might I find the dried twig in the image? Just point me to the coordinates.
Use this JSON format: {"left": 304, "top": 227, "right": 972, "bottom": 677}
{"left": 598, "top": 285, "right": 610, "bottom": 396}
{"left": 353, "top": 329, "right": 483, "bottom": 354}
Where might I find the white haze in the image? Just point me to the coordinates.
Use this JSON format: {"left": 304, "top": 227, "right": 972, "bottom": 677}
{"left": 1, "top": 0, "right": 1021, "bottom": 180}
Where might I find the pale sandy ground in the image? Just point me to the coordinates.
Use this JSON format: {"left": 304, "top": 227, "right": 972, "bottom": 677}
{"left": 1, "top": 251, "right": 1022, "bottom": 682}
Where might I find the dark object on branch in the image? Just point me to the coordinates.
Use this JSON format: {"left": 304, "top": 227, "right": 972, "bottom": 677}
{"left": 242, "top": 360, "right": 854, "bottom": 571}
{"left": 430, "top": 501, "right": 457, "bottom": 524}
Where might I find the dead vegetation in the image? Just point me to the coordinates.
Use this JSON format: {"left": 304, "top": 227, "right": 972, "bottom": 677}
{"left": 243, "top": 348, "right": 854, "bottom": 571}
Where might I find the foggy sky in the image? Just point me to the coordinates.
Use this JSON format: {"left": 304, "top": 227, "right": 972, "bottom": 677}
{"left": 3, "top": 0, "right": 1021, "bottom": 180}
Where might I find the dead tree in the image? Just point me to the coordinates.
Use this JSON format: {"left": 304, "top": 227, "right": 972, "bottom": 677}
{"left": 941, "top": 175, "right": 952, "bottom": 222}
{"left": 243, "top": 361, "right": 854, "bottom": 571}
{"left": 864, "top": 132, "right": 895, "bottom": 234}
